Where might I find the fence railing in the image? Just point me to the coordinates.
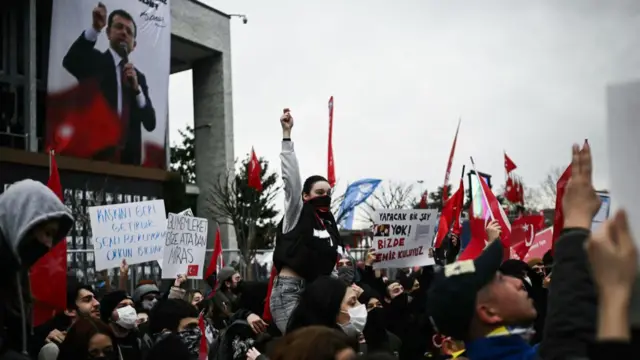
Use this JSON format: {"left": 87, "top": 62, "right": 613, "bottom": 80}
{"left": 68, "top": 247, "right": 398, "bottom": 294}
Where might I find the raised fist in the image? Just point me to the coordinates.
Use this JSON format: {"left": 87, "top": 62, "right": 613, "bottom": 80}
{"left": 280, "top": 109, "right": 293, "bottom": 131}
{"left": 92, "top": 2, "right": 107, "bottom": 31}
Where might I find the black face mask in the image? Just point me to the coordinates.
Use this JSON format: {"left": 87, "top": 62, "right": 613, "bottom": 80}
{"left": 307, "top": 195, "right": 332, "bottom": 211}
{"left": 363, "top": 307, "right": 387, "bottom": 345}
{"left": 390, "top": 293, "right": 409, "bottom": 309}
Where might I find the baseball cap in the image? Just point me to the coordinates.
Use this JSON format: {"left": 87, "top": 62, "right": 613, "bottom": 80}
{"left": 426, "top": 239, "right": 505, "bottom": 340}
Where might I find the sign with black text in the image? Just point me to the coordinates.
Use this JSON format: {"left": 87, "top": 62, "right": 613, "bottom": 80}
{"left": 161, "top": 213, "right": 208, "bottom": 279}
{"left": 372, "top": 209, "right": 438, "bottom": 269}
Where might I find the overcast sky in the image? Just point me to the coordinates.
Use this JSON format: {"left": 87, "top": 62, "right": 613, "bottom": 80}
{"left": 169, "top": 0, "right": 640, "bottom": 210}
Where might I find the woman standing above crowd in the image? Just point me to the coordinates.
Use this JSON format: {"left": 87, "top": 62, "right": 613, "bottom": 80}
{"left": 268, "top": 110, "right": 344, "bottom": 334}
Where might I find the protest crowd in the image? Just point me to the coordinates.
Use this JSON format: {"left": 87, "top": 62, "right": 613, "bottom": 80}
{"left": 0, "top": 108, "right": 638, "bottom": 360}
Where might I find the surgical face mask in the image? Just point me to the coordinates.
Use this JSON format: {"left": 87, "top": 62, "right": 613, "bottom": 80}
{"left": 142, "top": 298, "right": 158, "bottom": 311}
{"left": 177, "top": 328, "right": 202, "bottom": 357}
{"left": 339, "top": 304, "right": 367, "bottom": 337}
{"left": 115, "top": 305, "right": 138, "bottom": 330}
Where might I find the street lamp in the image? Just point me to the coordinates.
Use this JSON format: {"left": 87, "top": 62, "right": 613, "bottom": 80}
{"left": 229, "top": 14, "right": 248, "bottom": 24}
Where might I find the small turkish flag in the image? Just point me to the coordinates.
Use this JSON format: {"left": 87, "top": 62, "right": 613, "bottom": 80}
{"left": 248, "top": 148, "right": 263, "bottom": 192}
{"left": 504, "top": 152, "right": 517, "bottom": 174}
{"left": 187, "top": 265, "right": 199, "bottom": 277}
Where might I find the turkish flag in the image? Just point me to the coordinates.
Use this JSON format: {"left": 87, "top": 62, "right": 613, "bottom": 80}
{"left": 46, "top": 80, "right": 122, "bottom": 158}
{"left": 248, "top": 148, "right": 263, "bottom": 192}
{"left": 204, "top": 227, "right": 224, "bottom": 280}
{"left": 504, "top": 176, "right": 519, "bottom": 203}
{"left": 510, "top": 215, "right": 545, "bottom": 260}
{"left": 477, "top": 174, "right": 511, "bottom": 259}
{"left": 419, "top": 191, "right": 428, "bottom": 209}
{"left": 187, "top": 265, "right": 199, "bottom": 277}
{"left": 504, "top": 152, "right": 517, "bottom": 173}
{"left": 433, "top": 179, "right": 464, "bottom": 248}
{"left": 458, "top": 209, "right": 489, "bottom": 261}
{"left": 30, "top": 152, "right": 68, "bottom": 326}
{"left": 552, "top": 165, "right": 571, "bottom": 251}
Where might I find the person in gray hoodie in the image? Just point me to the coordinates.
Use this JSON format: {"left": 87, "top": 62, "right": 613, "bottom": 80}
{"left": 0, "top": 179, "right": 73, "bottom": 359}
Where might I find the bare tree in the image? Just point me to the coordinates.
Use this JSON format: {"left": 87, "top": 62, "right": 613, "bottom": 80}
{"left": 204, "top": 158, "right": 280, "bottom": 276}
{"left": 360, "top": 181, "right": 417, "bottom": 224}
{"left": 538, "top": 166, "right": 565, "bottom": 209}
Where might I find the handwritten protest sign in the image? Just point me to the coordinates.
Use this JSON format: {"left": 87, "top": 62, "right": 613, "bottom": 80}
{"left": 162, "top": 213, "right": 208, "bottom": 279}
{"left": 89, "top": 200, "right": 166, "bottom": 271}
{"left": 157, "top": 208, "right": 194, "bottom": 270}
{"left": 372, "top": 209, "right": 438, "bottom": 269}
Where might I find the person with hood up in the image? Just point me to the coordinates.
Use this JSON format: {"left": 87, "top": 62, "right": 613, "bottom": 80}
{"left": 268, "top": 110, "right": 344, "bottom": 334}
{"left": 0, "top": 179, "right": 73, "bottom": 359}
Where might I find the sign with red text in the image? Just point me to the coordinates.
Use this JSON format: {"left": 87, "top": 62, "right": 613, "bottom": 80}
{"left": 161, "top": 213, "right": 208, "bottom": 279}
{"left": 372, "top": 209, "right": 438, "bottom": 269}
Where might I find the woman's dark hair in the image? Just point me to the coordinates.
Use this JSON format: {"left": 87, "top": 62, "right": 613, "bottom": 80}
{"left": 57, "top": 317, "right": 117, "bottom": 360}
{"left": 271, "top": 326, "right": 356, "bottom": 360}
{"left": 148, "top": 299, "right": 200, "bottom": 334}
{"left": 286, "top": 276, "right": 347, "bottom": 333}
{"left": 302, "top": 175, "right": 329, "bottom": 195}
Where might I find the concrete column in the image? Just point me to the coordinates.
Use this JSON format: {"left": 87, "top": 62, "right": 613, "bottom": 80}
{"left": 192, "top": 52, "right": 237, "bottom": 258}
{"left": 26, "top": 0, "right": 38, "bottom": 152}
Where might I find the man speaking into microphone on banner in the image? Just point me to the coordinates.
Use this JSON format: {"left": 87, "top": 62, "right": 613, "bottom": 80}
{"left": 61, "top": 2, "right": 156, "bottom": 165}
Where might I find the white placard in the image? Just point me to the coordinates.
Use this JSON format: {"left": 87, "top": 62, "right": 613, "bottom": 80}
{"left": 157, "top": 208, "right": 194, "bottom": 270}
{"left": 372, "top": 209, "right": 438, "bottom": 269}
{"left": 606, "top": 80, "right": 640, "bottom": 325}
{"left": 89, "top": 200, "right": 166, "bottom": 271}
{"left": 161, "top": 213, "right": 208, "bottom": 279}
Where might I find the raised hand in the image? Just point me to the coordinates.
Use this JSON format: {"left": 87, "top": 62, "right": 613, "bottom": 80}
{"left": 281, "top": 109, "right": 293, "bottom": 137}
{"left": 485, "top": 220, "right": 502, "bottom": 242}
{"left": 92, "top": 2, "right": 107, "bottom": 31}
{"left": 586, "top": 210, "right": 638, "bottom": 295}
{"left": 563, "top": 141, "right": 601, "bottom": 229}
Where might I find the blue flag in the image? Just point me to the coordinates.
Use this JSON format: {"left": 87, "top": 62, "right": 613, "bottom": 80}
{"left": 337, "top": 178, "right": 382, "bottom": 229}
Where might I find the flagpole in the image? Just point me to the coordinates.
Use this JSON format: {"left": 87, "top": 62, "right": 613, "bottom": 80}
{"left": 469, "top": 156, "right": 495, "bottom": 221}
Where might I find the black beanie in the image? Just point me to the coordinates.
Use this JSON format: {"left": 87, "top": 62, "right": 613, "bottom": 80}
{"left": 100, "top": 290, "right": 130, "bottom": 323}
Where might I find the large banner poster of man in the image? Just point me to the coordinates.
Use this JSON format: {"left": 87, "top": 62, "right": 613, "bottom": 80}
{"left": 46, "top": 0, "right": 170, "bottom": 168}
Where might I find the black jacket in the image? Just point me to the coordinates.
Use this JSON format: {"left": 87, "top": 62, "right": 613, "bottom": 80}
{"left": 539, "top": 228, "right": 597, "bottom": 359}
{"left": 62, "top": 32, "right": 156, "bottom": 165}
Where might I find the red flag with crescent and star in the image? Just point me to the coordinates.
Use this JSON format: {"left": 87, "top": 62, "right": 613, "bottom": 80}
{"left": 510, "top": 215, "right": 545, "bottom": 260}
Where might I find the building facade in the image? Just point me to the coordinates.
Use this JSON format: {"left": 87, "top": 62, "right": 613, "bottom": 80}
{"left": 0, "top": 0, "right": 236, "bottom": 290}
